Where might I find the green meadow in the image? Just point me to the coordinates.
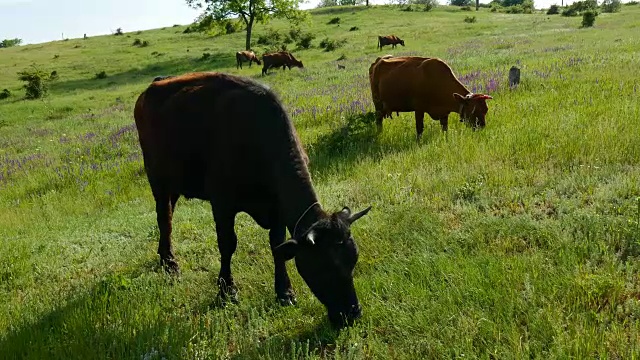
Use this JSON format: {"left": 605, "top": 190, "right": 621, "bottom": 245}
{"left": 1, "top": 4, "right": 640, "bottom": 359}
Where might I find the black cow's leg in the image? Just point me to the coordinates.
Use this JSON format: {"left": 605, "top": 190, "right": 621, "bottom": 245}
{"left": 415, "top": 111, "right": 425, "bottom": 142}
{"left": 439, "top": 116, "right": 449, "bottom": 132}
{"left": 213, "top": 208, "right": 239, "bottom": 304}
{"left": 154, "top": 190, "right": 180, "bottom": 273}
{"left": 269, "top": 225, "right": 296, "bottom": 306}
{"left": 375, "top": 111, "right": 384, "bottom": 134}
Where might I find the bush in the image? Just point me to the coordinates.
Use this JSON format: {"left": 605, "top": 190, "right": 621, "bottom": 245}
{"left": 562, "top": 0, "right": 597, "bottom": 16}
{"left": 327, "top": 17, "right": 341, "bottom": 24}
{"left": 257, "top": 28, "right": 283, "bottom": 46}
{"left": 349, "top": 26, "right": 359, "bottom": 31}
{"left": 450, "top": 0, "right": 471, "bottom": 6}
{"left": 0, "top": 89, "right": 10, "bottom": 100}
{"left": 562, "top": 7, "right": 579, "bottom": 15}
{"left": 297, "top": 33, "right": 316, "bottom": 49}
{"left": 17, "top": 67, "right": 55, "bottom": 99}
{"left": 319, "top": 37, "right": 347, "bottom": 51}
{"left": 461, "top": 5, "right": 472, "bottom": 10}
{"left": 95, "top": 71, "right": 108, "bottom": 79}
{"left": 464, "top": 15, "right": 477, "bottom": 22}
{"left": 132, "top": 38, "right": 142, "bottom": 46}
{"left": 581, "top": 9, "right": 598, "bottom": 27}
{"left": 49, "top": 71, "right": 59, "bottom": 81}
{"left": 547, "top": 4, "right": 560, "bottom": 14}
{"left": 0, "top": 38, "right": 22, "bottom": 48}
{"left": 626, "top": 1, "right": 638, "bottom": 4}
{"left": 601, "top": 0, "right": 622, "bottom": 13}
{"left": 413, "top": 0, "right": 437, "bottom": 11}
{"left": 114, "top": 27, "right": 124, "bottom": 36}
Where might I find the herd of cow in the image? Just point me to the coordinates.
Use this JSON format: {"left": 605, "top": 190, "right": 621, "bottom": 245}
{"left": 134, "top": 35, "right": 494, "bottom": 328}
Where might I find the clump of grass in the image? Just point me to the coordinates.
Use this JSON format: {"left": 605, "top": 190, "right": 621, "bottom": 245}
{"left": 94, "top": 71, "right": 107, "bottom": 80}
{"left": 464, "top": 15, "right": 477, "bottom": 23}
{"left": 297, "top": 32, "right": 315, "bottom": 49}
{"left": 349, "top": 26, "right": 359, "bottom": 31}
{"left": 327, "top": 17, "right": 341, "bottom": 24}
{"left": 132, "top": 39, "right": 149, "bottom": 47}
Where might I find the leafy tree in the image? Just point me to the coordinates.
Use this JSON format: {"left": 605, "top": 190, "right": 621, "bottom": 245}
{"left": 601, "top": 0, "right": 621, "bottom": 13}
{"left": 0, "top": 38, "right": 23, "bottom": 48}
{"left": 186, "top": 0, "right": 306, "bottom": 51}
{"left": 450, "top": 0, "right": 472, "bottom": 6}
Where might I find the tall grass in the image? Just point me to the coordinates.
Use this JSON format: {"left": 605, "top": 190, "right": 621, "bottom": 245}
{"left": 1, "top": 4, "right": 640, "bottom": 359}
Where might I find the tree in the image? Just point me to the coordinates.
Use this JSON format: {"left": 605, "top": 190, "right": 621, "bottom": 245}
{"left": 187, "top": 0, "right": 306, "bottom": 51}
{"left": 450, "top": 0, "right": 472, "bottom": 6}
{"left": 0, "top": 38, "right": 23, "bottom": 48}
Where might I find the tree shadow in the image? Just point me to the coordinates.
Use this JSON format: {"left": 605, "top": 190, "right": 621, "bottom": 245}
{"left": 306, "top": 111, "right": 427, "bottom": 179}
{"left": 0, "top": 260, "right": 207, "bottom": 360}
{"left": 49, "top": 53, "right": 234, "bottom": 94}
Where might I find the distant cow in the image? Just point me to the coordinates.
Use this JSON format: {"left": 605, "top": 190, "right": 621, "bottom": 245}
{"left": 133, "top": 72, "right": 371, "bottom": 327}
{"left": 236, "top": 50, "right": 261, "bottom": 69}
{"left": 369, "top": 56, "right": 493, "bottom": 141}
{"left": 377, "top": 35, "right": 405, "bottom": 50}
{"left": 261, "top": 51, "right": 304, "bottom": 75}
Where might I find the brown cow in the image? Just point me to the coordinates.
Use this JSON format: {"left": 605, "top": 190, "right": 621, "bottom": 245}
{"left": 377, "top": 35, "right": 405, "bottom": 50}
{"left": 236, "top": 50, "right": 261, "bottom": 69}
{"left": 261, "top": 51, "right": 304, "bottom": 75}
{"left": 369, "top": 56, "right": 493, "bottom": 141}
{"left": 134, "top": 72, "right": 371, "bottom": 327}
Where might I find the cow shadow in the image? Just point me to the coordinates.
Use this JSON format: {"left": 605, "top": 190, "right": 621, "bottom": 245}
{"left": 49, "top": 53, "right": 233, "bottom": 94}
{"left": 306, "top": 111, "right": 424, "bottom": 179}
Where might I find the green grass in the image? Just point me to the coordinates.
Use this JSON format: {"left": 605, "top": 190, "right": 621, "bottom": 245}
{"left": 2, "top": 4, "right": 640, "bottom": 359}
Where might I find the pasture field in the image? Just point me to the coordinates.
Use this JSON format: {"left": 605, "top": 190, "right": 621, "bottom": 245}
{"left": 1, "top": 4, "right": 640, "bottom": 359}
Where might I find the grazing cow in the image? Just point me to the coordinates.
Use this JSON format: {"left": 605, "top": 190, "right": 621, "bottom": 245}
{"left": 377, "top": 35, "right": 405, "bottom": 50}
{"left": 261, "top": 51, "right": 304, "bottom": 75}
{"left": 236, "top": 50, "right": 262, "bottom": 69}
{"left": 368, "top": 56, "right": 493, "bottom": 141}
{"left": 133, "top": 72, "right": 371, "bottom": 327}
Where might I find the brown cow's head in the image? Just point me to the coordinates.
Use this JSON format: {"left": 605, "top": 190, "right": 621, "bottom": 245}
{"left": 454, "top": 93, "right": 493, "bottom": 130}
{"left": 293, "top": 59, "right": 304, "bottom": 69}
{"left": 274, "top": 206, "right": 372, "bottom": 327}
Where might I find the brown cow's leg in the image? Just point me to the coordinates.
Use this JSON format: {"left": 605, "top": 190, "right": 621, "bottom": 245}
{"left": 269, "top": 226, "right": 296, "bottom": 306}
{"left": 439, "top": 117, "right": 449, "bottom": 132}
{"left": 155, "top": 192, "right": 180, "bottom": 273}
{"left": 213, "top": 209, "right": 239, "bottom": 304}
{"left": 415, "top": 111, "right": 425, "bottom": 142}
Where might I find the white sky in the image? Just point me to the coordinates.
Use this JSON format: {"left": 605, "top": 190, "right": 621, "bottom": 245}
{"left": 0, "top": 0, "right": 585, "bottom": 45}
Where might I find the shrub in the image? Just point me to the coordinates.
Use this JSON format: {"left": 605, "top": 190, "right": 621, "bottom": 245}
{"left": 132, "top": 38, "right": 142, "bottom": 46}
{"left": 337, "top": 53, "right": 347, "bottom": 61}
{"left": 413, "top": 0, "right": 437, "bottom": 11}
{"left": 581, "top": 9, "right": 598, "bottom": 27}
{"left": 461, "top": 5, "right": 472, "bottom": 10}
{"left": 601, "top": 0, "right": 622, "bottom": 13}
{"left": 297, "top": 33, "right": 316, "bottom": 49}
{"left": 626, "top": 1, "right": 638, "bottom": 4}
{"left": 114, "top": 27, "right": 124, "bottom": 36}
{"left": 49, "top": 71, "right": 58, "bottom": 81}
{"left": 95, "top": 71, "right": 108, "bottom": 80}
{"left": 562, "top": 7, "right": 579, "bottom": 15}
{"left": 0, "top": 89, "right": 10, "bottom": 100}
{"left": 464, "top": 15, "right": 477, "bottom": 22}
{"left": 349, "top": 26, "right": 359, "bottom": 31}
{"left": 17, "top": 67, "right": 54, "bottom": 99}
{"left": 547, "top": 4, "right": 560, "bottom": 14}
{"left": 327, "top": 17, "right": 340, "bottom": 24}
{"left": 257, "top": 28, "right": 283, "bottom": 46}
{"left": 504, "top": 4, "right": 525, "bottom": 13}
{"left": 319, "top": 37, "right": 347, "bottom": 51}
{"left": 0, "top": 38, "right": 22, "bottom": 48}
{"left": 450, "top": 0, "right": 471, "bottom": 6}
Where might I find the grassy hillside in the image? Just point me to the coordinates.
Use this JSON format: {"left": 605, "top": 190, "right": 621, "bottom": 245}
{"left": 1, "top": 4, "right": 640, "bottom": 359}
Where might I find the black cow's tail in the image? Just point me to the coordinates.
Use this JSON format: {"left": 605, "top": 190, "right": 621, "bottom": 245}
{"left": 377, "top": 36, "right": 380, "bottom": 50}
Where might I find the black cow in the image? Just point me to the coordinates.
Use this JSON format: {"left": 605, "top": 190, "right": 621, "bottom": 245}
{"left": 133, "top": 72, "right": 372, "bottom": 327}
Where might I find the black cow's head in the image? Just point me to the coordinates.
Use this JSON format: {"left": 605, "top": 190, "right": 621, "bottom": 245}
{"left": 454, "top": 92, "right": 493, "bottom": 130}
{"left": 399, "top": 39, "right": 405, "bottom": 46}
{"left": 274, "top": 206, "right": 372, "bottom": 327}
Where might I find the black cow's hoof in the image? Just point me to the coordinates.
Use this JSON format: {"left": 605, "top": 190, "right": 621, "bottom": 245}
{"left": 160, "top": 258, "right": 180, "bottom": 275}
{"left": 277, "top": 292, "right": 297, "bottom": 306}
{"left": 217, "top": 288, "right": 239, "bottom": 306}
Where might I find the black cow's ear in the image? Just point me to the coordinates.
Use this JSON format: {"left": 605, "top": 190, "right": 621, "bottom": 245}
{"left": 274, "top": 239, "right": 299, "bottom": 261}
